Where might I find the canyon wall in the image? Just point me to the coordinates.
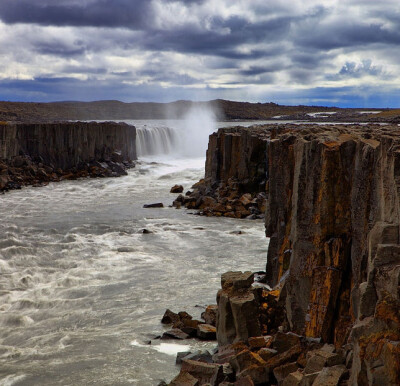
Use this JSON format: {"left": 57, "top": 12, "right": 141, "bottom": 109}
{"left": 0, "top": 122, "right": 136, "bottom": 191}
{"left": 264, "top": 124, "right": 400, "bottom": 384}
{"left": 176, "top": 126, "right": 269, "bottom": 218}
{"left": 0, "top": 121, "right": 136, "bottom": 168}
{"left": 192, "top": 124, "right": 400, "bottom": 385}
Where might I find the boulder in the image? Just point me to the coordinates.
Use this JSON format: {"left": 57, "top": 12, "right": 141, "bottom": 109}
{"left": 181, "top": 359, "right": 224, "bottom": 386}
{"left": 273, "top": 362, "right": 299, "bottom": 384}
{"left": 202, "top": 305, "right": 218, "bottom": 326}
{"left": 169, "top": 371, "right": 199, "bottom": 386}
{"left": 171, "top": 185, "right": 184, "bottom": 193}
{"left": 143, "top": 203, "right": 164, "bottom": 208}
{"left": 221, "top": 271, "right": 254, "bottom": 291}
{"left": 162, "top": 329, "right": 190, "bottom": 340}
{"left": 312, "top": 365, "right": 346, "bottom": 386}
{"left": 197, "top": 324, "right": 217, "bottom": 340}
{"left": 162, "top": 309, "right": 180, "bottom": 324}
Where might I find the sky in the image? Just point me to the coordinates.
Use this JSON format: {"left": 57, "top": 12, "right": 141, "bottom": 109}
{"left": 1, "top": 0, "right": 400, "bottom": 107}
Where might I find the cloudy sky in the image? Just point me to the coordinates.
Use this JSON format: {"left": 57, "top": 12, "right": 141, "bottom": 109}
{"left": 1, "top": 0, "right": 400, "bottom": 106}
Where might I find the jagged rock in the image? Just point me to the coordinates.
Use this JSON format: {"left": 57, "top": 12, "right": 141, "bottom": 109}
{"left": 312, "top": 365, "right": 346, "bottom": 386}
{"left": 180, "top": 359, "right": 224, "bottom": 386}
{"left": 273, "top": 362, "right": 299, "bottom": 384}
{"left": 247, "top": 336, "right": 268, "bottom": 349}
{"left": 304, "top": 350, "right": 344, "bottom": 374}
{"left": 162, "top": 329, "right": 190, "bottom": 340}
{"left": 161, "top": 309, "right": 180, "bottom": 324}
{"left": 272, "top": 332, "right": 302, "bottom": 354}
{"left": 143, "top": 203, "right": 164, "bottom": 208}
{"left": 201, "top": 305, "right": 218, "bottom": 326}
{"left": 176, "top": 351, "right": 192, "bottom": 365}
{"left": 221, "top": 271, "right": 254, "bottom": 290}
{"left": 257, "top": 347, "right": 278, "bottom": 362}
{"left": 170, "top": 185, "right": 184, "bottom": 193}
{"left": 169, "top": 371, "right": 199, "bottom": 386}
{"left": 197, "top": 324, "right": 217, "bottom": 340}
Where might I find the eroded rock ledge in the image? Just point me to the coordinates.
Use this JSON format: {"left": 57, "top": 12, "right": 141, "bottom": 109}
{"left": 169, "top": 124, "right": 400, "bottom": 385}
{"left": 173, "top": 126, "right": 269, "bottom": 219}
{"left": 0, "top": 121, "right": 136, "bottom": 191}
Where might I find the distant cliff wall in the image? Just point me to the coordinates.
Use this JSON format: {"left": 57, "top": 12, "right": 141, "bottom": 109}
{"left": 175, "top": 126, "right": 270, "bottom": 218}
{"left": 0, "top": 121, "right": 136, "bottom": 169}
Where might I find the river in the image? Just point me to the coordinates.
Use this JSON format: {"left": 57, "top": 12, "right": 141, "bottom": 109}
{"left": 0, "top": 119, "right": 271, "bottom": 385}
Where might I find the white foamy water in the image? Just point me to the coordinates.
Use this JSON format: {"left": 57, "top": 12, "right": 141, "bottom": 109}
{"left": 0, "top": 119, "right": 270, "bottom": 385}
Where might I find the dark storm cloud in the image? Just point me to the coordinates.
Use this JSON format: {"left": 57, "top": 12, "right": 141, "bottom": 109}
{"left": 35, "top": 41, "right": 86, "bottom": 56}
{"left": 294, "top": 20, "right": 400, "bottom": 50}
{"left": 0, "top": 0, "right": 151, "bottom": 29}
{"left": 141, "top": 16, "right": 292, "bottom": 59}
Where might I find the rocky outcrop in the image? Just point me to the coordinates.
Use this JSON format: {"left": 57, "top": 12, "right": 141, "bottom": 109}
{"left": 169, "top": 124, "right": 400, "bottom": 385}
{"left": 0, "top": 121, "right": 136, "bottom": 191}
{"left": 174, "top": 126, "right": 269, "bottom": 219}
{"left": 264, "top": 124, "right": 400, "bottom": 385}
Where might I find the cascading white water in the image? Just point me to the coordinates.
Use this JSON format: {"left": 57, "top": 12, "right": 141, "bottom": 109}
{"left": 136, "top": 125, "right": 181, "bottom": 157}
{"left": 134, "top": 105, "right": 218, "bottom": 158}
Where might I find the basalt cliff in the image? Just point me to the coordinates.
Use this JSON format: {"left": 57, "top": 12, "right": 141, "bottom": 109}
{"left": 0, "top": 121, "right": 136, "bottom": 191}
{"left": 170, "top": 124, "right": 400, "bottom": 386}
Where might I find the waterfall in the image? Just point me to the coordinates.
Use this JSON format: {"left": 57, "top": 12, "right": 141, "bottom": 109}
{"left": 136, "top": 125, "right": 181, "bottom": 157}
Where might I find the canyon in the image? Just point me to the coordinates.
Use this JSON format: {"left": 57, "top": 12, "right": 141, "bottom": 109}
{"left": 0, "top": 119, "right": 398, "bottom": 385}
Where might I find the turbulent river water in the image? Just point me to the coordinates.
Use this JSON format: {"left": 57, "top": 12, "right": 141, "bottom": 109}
{"left": 0, "top": 119, "right": 272, "bottom": 386}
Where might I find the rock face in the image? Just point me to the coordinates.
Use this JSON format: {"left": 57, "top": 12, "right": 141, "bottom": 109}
{"left": 175, "top": 124, "right": 399, "bottom": 385}
{"left": 0, "top": 121, "right": 136, "bottom": 191}
{"left": 263, "top": 124, "right": 400, "bottom": 385}
{"left": 174, "top": 126, "right": 269, "bottom": 219}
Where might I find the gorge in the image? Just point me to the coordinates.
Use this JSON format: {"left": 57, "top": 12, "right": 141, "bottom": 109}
{"left": 0, "top": 119, "right": 399, "bottom": 385}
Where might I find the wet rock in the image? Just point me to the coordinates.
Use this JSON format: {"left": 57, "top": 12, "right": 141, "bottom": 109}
{"left": 162, "top": 329, "right": 190, "bottom": 340}
{"left": 304, "top": 349, "right": 344, "bottom": 374}
{"left": 201, "top": 305, "right": 218, "bottom": 326}
{"left": 257, "top": 347, "right": 278, "bottom": 362}
{"left": 143, "top": 203, "right": 164, "bottom": 208}
{"left": 312, "top": 365, "right": 346, "bottom": 386}
{"left": 170, "top": 185, "right": 184, "bottom": 193}
{"left": 273, "top": 362, "right": 299, "bottom": 384}
{"left": 181, "top": 350, "right": 214, "bottom": 364}
{"left": 272, "top": 332, "right": 301, "bottom": 354}
{"left": 180, "top": 359, "right": 224, "bottom": 386}
{"left": 221, "top": 271, "right": 254, "bottom": 291}
{"left": 169, "top": 371, "right": 199, "bottom": 386}
{"left": 162, "top": 309, "right": 181, "bottom": 325}
{"left": 142, "top": 229, "right": 153, "bottom": 234}
{"left": 197, "top": 324, "right": 217, "bottom": 340}
{"left": 247, "top": 336, "right": 268, "bottom": 350}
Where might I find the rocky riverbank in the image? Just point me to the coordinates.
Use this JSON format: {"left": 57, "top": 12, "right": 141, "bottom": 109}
{"left": 166, "top": 124, "right": 400, "bottom": 385}
{"left": 0, "top": 121, "right": 136, "bottom": 192}
{"left": 172, "top": 126, "right": 269, "bottom": 219}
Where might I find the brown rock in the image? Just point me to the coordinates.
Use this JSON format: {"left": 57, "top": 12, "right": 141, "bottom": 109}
{"left": 221, "top": 271, "right": 254, "bottom": 290}
{"left": 162, "top": 329, "right": 190, "bottom": 340}
{"left": 169, "top": 371, "right": 199, "bottom": 386}
{"left": 143, "top": 202, "right": 164, "bottom": 208}
{"left": 273, "top": 362, "right": 299, "bottom": 384}
{"left": 197, "top": 324, "right": 217, "bottom": 340}
{"left": 248, "top": 336, "right": 268, "bottom": 349}
{"left": 161, "top": 309, "right": 180, "bottom": 324}
{"left": 202, "top": 305, "right": 218, "bottom": 326}
{"left": 170, "top": 184, "right": 184, "bottom": 193}
{"left": 181, "top": 359, "right": 224, "bottom": 386}
{"left": 312, "top": 365, "right": 346, "bottom": 386}
{"left": 258, "top": 347, "right": 278, "bottom": 362}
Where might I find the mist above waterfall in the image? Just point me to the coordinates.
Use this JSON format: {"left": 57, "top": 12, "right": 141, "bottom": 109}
{"left": 135, "top": 102, "right": 220, "bottom": 159}
{"left": 174, "top": 104, "right": 218, "bottom": 157}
